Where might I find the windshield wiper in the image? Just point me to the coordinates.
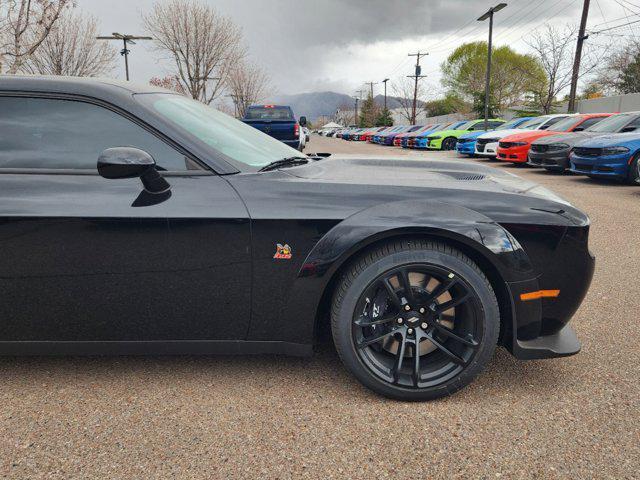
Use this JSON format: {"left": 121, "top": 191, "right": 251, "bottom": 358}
{"left": 258, "top": 156, "right": 310, "bottom": 172}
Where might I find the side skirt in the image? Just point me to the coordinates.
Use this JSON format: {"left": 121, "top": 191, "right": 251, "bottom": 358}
{"left": 0, "top": 340, "right": 313, "bottom": 357}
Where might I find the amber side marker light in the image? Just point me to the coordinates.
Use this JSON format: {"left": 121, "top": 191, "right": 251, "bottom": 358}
{"left": 520, "top": 290, "right": 560, "bottom": 301}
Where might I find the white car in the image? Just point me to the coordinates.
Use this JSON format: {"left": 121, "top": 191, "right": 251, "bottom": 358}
{"left": 475, "top": 114, "right": 577, "bottom": 157}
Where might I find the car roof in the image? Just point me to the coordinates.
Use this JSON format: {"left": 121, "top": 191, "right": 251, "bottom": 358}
{"left": 0, "top": 75, "right": 170, "bottom": 97}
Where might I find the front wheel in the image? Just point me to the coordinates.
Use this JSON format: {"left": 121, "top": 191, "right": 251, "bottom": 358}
{"left": 331, "top": 240, "right": 499, "bottom": 401}
{"left": 442, "top": 137, "right": 457, "bottom": 151}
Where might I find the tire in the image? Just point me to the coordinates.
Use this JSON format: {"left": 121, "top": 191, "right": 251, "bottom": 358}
{"left": 331, "top": 239, "right": 499, "bottom": 401}
{"left": 627, "top": 153, "right": 640, "bottom": 185}
{"left": 442, "top": 137, "right": 457, "bottom": 151}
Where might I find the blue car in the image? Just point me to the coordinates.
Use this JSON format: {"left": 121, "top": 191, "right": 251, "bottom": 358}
{"left": 413, "top": 121, "right": 467, "bottom": 149}
{"left": 570, "top": 132, "right": 640, "bottom": 185}
{"left": 456, "top": 117, "right": 533, "bottom": 156}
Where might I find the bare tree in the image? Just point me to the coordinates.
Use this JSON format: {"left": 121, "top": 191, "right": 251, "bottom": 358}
{"left": 149, "top": 74, "right": 186, "bottom": 94}
{"left": 225, "top": 58, "right": 272, "bottom": 117}
{"left": 591, "top": 39, "right": 640, "bottom": 95}
{"left": 392, "top": 76, "right": 422, "bottom": 123}
{"left": 334, "top": 103, "right": 354, "bottom": 126}
{"left": 0, "top": 0, "right": 72, "bottom": 74}
{"left": 143, "top": 0, "right": 244, "bottom": 104}
{"left": 526, "top": 24, "right": 600, "bottom": 113}
{"left": 21, "top": 12, "right": 116, "bottom": 76}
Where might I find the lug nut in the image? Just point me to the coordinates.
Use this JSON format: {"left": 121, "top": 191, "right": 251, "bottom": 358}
{"left": 404, "top": 305, "right": 411, "bottom": 311}
{"left": 407, "top": 328, "right": 414, "bottom": 334}
{"left": 419, "top": 307, "right": 425, "bottom": 314}
{"left": 421, "top": 322, "right": 428, "bottom": 329}
{"left": 397, "top": 318, "right": 403, "bottom": 324}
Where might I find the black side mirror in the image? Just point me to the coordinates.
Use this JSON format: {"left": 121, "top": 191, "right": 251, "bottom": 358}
{"left": 98, "top": 147, "right": 170, "bottom": 194}
{"left": 299, "top": 116, "right": 307, "bottom": 127}
{"left": 573, "top": 126, "right": 584, "bottom": 132}
{"left": 621, "top": 126, "right": 637, "bottom": 132}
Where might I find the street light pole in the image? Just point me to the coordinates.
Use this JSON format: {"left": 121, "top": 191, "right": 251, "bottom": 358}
{"left": 477, "top": 3, "right": 507, "bottom": 131}
{"left": 96, "top": 33, "right": 152, "bottom": 81}
{"left": 382, "top": 78, "right": 389, "bottom": 111}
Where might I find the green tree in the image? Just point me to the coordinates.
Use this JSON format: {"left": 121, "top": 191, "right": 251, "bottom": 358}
{"left": 375, "top": 108, "right": 393, "bottom": 126}
{"left": 619, "top": 52, "right": 640, "bottom": 94}
{"left": 358, "top": 94, "right": 379, "bottom": 127}
{"left": 441, "top": 41, "right": 546, "bottom": 113}
{"left": 424, "top": 92, "right": 467, "bottom": 117}
{"left": 472, "top": 91, "right": 499, "bottom": 118}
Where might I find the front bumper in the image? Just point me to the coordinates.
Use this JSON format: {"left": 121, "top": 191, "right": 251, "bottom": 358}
{"left": 570, "top": 153, "right": 631, "bottom": 178}
{"left": 475, "top": 141, "right": 498, "bottom": 156}
{"left": 497, "top": 145, "right": 529, "bottom": 163}
{"left": 413, "top": 138, "right": 428, "bottom": 149}
{"left": 528, "top": 149, "right": 571, "bottom": 170}
{"left": 503, "top": 222, "right": 595, "bottom": 359}
{"left": 456, "top": 141, "right": 476, "bottom": 155}
{"left": 426, "top": 137, "right": 443, "bottom": 149}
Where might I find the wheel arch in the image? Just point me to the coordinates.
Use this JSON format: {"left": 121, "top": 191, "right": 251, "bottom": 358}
{"left": 312, "top": 229, "right": 515, "bottom": 348}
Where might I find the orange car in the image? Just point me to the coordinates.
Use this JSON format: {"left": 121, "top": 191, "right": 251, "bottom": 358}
{"left": 496, "top": 113, "right": 613, "bottom": 163}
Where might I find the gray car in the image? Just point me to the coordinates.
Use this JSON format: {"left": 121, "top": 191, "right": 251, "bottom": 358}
{"left": 528, "top": 112, "right": 640, "bottom": 172}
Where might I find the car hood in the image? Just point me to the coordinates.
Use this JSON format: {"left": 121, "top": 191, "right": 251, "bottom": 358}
{"left": 284, "top": 156, "right": 576, "bottom": 208}
{"left": 574, "top": 132, "right": 640, "bottom": 148}
{"left": 532, "top": 131, "right": 596, "bottom": 146}
{"left": 477, "top": 128, "right": 531, "bottom": 140}
{"left": 459, "top": 131, "right": 486, "bottom": 140}
{"left": 500, "top": 131, "right": 560, "bottom": 143}
{"left": 428, "top": 129, "right": 465, "bottom": 138}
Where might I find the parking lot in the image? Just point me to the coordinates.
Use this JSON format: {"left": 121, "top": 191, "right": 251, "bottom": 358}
{"left": 1, "top": 134, "right": 638, "bottom": 479}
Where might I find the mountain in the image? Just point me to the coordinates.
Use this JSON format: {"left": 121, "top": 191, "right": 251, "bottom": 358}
{"left": 265, "top": 91, "right": 420, "bottom": 122}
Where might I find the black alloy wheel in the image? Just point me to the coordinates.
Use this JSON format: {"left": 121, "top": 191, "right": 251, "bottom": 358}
{"left": 331, "top": 240, "right": 499, "bottom": 401}
{"left": 442, "top": 137, "right": 457, "bottom": 151}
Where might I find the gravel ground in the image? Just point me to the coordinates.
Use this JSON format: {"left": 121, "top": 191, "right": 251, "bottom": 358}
{"left": 1, "top": 134, "right": 638, "bottom": 479}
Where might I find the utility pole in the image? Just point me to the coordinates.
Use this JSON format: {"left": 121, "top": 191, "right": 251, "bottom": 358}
{"left": 364, "top": 81, "right": 377, "bottom": 99}
{"left": 407, "top": 52, "right": 428, "bottom": 124}
{"left": 96, "top": 33, "right": 152, "bottom": 81}
{"left": 568, "top": 0, "right": 591, "bottom": 113}
{"left": 478, "top": 3, "right": 507, "bottom": 131}
{"left": 382, "top": 78, "right": 389, "bottom": 111}
{"left": 354, "top": 90, "right": 364, "bottom": 126}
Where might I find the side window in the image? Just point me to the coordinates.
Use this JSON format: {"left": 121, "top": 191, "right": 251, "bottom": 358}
{"left": 579, "top": 117, "right": 606, "bottom": 129}
{"left": 0, "top": 96, "right": 198, "bottom": 171}
{"left": 541, "top": 116, "right": 568, "bottom": 129}
{"left": 625, "top": 117, "right": 640, "bottom": 130}
{"left": 488, "top": 121, "right": 504, "bottom": 128}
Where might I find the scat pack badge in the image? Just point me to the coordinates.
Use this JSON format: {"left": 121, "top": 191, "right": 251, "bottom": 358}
{"left": 273, "top": 243, "right": 292, "bottom": 260}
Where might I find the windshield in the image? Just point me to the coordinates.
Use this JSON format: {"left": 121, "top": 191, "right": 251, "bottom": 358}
{"left": 244, "top": 105, "right": 293, "bottom": 121}
{"left": 517, "top": 117, "right": 546, "bottom": 129}
{"left": 547, "top": 116, "right": 583, "bottom": 132}
{"left": 138, "top": 94, "right": 302, "bottom": 170}
{"left": 455, "top": 121, "right": 475, "bottom": 130}
{"left": 498, "top": 118, "right": 529, "bottom": 130}
{"left": 586, "top": 113, "right": 636, "bottom": 132}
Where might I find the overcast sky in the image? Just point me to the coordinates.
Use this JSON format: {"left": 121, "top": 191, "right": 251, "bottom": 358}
{"left": 81, "top": 0, "right": 637, "bottom": 99}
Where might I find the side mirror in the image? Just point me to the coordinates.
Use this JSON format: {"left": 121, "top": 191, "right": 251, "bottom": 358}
{"left": 299, "top": 116, "right": 307, "bottom": 127}
{"left": 98, "top": 147, "right": 170, "bottom": 194}
{"left": 621, "top": 126, "right": 637, "bottom": 133}
{"left": 573, "top": 126, "right": 584, "bottom": 131}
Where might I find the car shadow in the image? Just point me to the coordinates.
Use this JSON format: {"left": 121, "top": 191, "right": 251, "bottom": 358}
{"left": 0, "top": 341, "right": 569, "bottom": 403}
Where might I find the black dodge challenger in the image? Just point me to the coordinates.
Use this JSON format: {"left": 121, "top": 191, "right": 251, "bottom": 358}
{"left": 0, "top": 76, "right": 595, "bottom": 400}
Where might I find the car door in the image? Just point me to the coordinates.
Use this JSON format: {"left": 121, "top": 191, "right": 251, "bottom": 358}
{"left": 0, "top": 95, "right": 251, "bottom": 343}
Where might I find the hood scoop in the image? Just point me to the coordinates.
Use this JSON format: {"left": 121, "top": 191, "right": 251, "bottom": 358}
{"left": 444, "top": 172, "right": 486, "bottom": 181}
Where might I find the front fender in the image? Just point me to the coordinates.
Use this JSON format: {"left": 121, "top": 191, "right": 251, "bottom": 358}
{"left": 281, "top": 199, "right": 536, "bottom": 345}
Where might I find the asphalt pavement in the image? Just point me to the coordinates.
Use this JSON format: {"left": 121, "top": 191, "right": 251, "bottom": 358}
{"left": 1, "top": 134, "right": 638, "bottom": 479}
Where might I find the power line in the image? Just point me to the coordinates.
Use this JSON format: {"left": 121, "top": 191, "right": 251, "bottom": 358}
{"left": 590, "top": 17, "right": 640, "bottom": 33}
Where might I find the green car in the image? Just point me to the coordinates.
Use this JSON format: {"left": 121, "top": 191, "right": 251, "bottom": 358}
{"left": 426, "top": 118, "right": 505, "bottom": 150}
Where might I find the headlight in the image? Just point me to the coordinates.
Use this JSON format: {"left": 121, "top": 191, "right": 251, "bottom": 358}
{"left": 547, "top": 143, "right": 570, "bottom": 151}
{"left": 602, "top": 146, "right": 630, "bottom": 156}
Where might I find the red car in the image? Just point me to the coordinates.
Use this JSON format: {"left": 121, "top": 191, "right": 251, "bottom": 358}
{"left": 394, "top": 124, "right": 433, "bottom": 146}
{"left": 496, "top": 113, "right": 613, "bottom": 163}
